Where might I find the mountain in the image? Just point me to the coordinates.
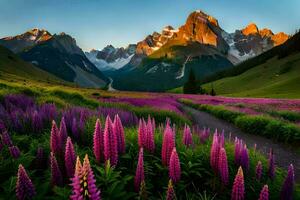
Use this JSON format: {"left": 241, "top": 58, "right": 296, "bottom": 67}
{"left": 85, "top": 44, "right": 136, "bottom": 71}
{"left": 1, "top": 29, "right": 109, "bottom": 88}
{"left": 202, "top": 31, "right": 300, "bottom": 98}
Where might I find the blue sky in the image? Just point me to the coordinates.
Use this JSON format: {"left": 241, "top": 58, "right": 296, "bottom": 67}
{"left": 0, "top": 0, "right": 299, "bottom": 51}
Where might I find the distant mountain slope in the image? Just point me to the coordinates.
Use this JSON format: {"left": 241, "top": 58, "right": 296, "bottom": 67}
{"left": 0, "top": 45, "right": 65, "bottom": 83}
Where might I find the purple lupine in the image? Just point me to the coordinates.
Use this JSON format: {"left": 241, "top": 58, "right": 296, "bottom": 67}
{"left": 31, "top": 111, "right": 43, "bottom": 133}
{"left": 231, "top": 167, "right": 245, "bottom": 200}
{"left": 103, "top": 116, "right": 118, "bottom": 166}
{"left": 256, "top": 161, "right": 263, "bottom": 181}
{"left": 234, "top": 138, "right": 242, "bottom": 165}
{"left": 259, "top": 185, "right": 269, "bottom": 200}
{"left": 50, "top": 121, "right": 59, "bottom": 154}
{"left": 169, "top": 148, "right": 181, "bottom": 183}
{"left": 113, "top": 115, "right": 125, "bottom": 154}
{"left": 82, "top": 155, "right": 101, "bottom": 200}
{"left": 166, "top": 180, "right": 176, "bottom": 200}
{"left": 162, "top": 123, "right": 175, "bottom": 166}
{"left": 182, "top": 124, "right": 192, "bottom": 147}
{"left": 9, "top": 145, "right": 21, "bottom": 159}
{"left": 93, "top": 119, "right": 103, "bottom": 163}
{"left": 59, "top": 117, "right": 68, "bottom": 150}
{"left": 134, "top": 148, "right": 145, "bottom": 192}
{"left": 268, "top": 149, "right": 275, "bottom": 180}
{"left": 280, "top": 164, "right": 295, "bottom": 200}
{"left": 50, "top": 152, "right": 63, "bottom": 186}
{"left": 218, "top": 147, "right": 229, "bottom": 185}
{"left": 71, "top": 118, "right": 79, "bottom": 141}
{"left": 16, "top": 164, "right": 36, "bottom": 200}
{"left": 65, "top": 137, "right": 76, "bottom": 178}
{"left": 210, "top": 132, "right": 220, "bottom": 173}
{"left": 1, "top": 131, "right": 13, "bottom": 146}
{"left": 240, "top": 145, "right": 249, "bottom": 172}
{"left": 70, "top": 156, "right": 84, "bottom": 200}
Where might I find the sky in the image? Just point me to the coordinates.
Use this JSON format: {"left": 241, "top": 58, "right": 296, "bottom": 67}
{"left": 0, "top": 0, "right": 299, "bottom": 51}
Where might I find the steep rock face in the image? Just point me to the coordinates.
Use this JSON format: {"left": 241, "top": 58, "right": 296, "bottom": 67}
{"left": 0, "top": 28, "right": 52, "bottom": 53}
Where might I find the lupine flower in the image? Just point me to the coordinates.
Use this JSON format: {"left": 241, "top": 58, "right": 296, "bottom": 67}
{"left": 135, "top": 148, "right": 145, "bottom": 192}
{"left": 143, "top": 117, "right": 155, "bottom": 153}
{"left": 59, "top": 117, "right": 68, "bottom": 150}
{"left": 103, "top": 116, "right": 118, "bottom": 166}
{"left": 151, "top": 117, "right": 155, "bottom": 133}
{"left": 166, "top": 180, "right": 176, "bottom": 200}
{"left": 0, "top": 120, "right": 6, "bottom": 133}
{"left": 162, "top": 124, "right": 175, "bottom": 166}
{"left": 240, "top": 145, "right": 249, "bottom": 171}
{"left": 218, "top": 147, "right": 229, "bottom": 185}
{"left": 219, "top": 129, "right": 225, "bottom": 148}
{"left": 72, "top": 118, "right": 79, "bottom": 141}
{"left": 9, "top": 145, "right": 21, "bottom": 159}
{"left": 280, "top": 164, "right": 295, "bottom": 200}
{"left": 50, "top": 121, "right": 59, "bottom": 154}
{"left": 50, "top": 152, "right": 63, "bottom": 186}
{"left": 138, "top": 119, "right": 146, "bottom": 148}
{"left": 210, "top": 132, "right": 220, "bottom": 173}
{"left": 169, "top": 148, "right": 181, "bottom": 183}
{"left": 31, "top": 111, "right": 42, "bottom": 133}
{"left": 1, "top": 131, "right": 12, "bottom": 146}
{"left": 65, "top": 137, "right": 76, "bottom": 178}
{"left": 70, "top": 157, "right": 84, "bottom": 200}
{"left": 268, "top": 149, "right": 275, "bottom": 180}
{"left": 256, "top": 161, "right": 263, "bottom": 181}
{"left": 259, "top": 185, "right": 269, "bottom": 200}
{"left": 16, "top": 164, "right": 36, "bottom": 200}
{"left": 113, "top": 115, "right": 125, "bottom": 154}
{"left": 231, "top": 167, "right": 245, "bottom": 200}
{"left": 234, "top": 138, "right": 242, "bottom": 165}
{"left": 182, "top": 124, "right": 192, "bottom": 147}
{"left": 82, "top": 155, "right": 101, "bottom": 200}
{"left": 93, "top": 119, "right": 103, "bottom": 163}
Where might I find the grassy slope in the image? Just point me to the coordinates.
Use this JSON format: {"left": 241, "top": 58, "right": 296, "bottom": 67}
{"left": 202, "top": 53, "right": 300, "bottom": 98}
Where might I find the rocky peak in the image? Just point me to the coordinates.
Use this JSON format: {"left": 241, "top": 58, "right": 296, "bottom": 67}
{"left": 51, "top": 33, "right": 84, "bottom": 56}
{"left": 271, "top": 32, "right": 289, "bottom": 46}
{"left": 259, "top": 28, "right": 274, "bottom": 38}
{"left": 242, "top": 23, "right": 259, "bottom": 35}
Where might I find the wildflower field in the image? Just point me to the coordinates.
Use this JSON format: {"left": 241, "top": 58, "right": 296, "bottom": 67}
{"left": 0, "top": 80, "right": 299, "bottom": 200}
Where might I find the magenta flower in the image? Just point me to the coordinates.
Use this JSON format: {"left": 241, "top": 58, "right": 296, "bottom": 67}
{"left": 219, "top": 129, "right": 225, "bottom": 148}
{"left": 166, "top": 180, "right": 176, "bottom": 200}
{"left": 234, "top": 138, "right": 242, "bottom": 166}
{"left": 9, "top": 145, "right": 20, "bottom": 159}
{"left": 138, "top": 119, "right": 146, "bottom": 148}
{"left": 50, "top": 152, "right": 63, "bottom": 186}
{"left": 259, "top": 185, "right": 269, "bottom": 200}
{"left": 151, "top": 117, "right": 155, "bottom": 133}
{"left": 240, "top": 145, "right": 249, "bottom": 171}
{"left": 162, "top": 124, "right": 175, "bottom": 166}
{"left": 93, "top": 119, "right": 103, "bottom": 163}
{"left": 182, "top": 124, "right": 192, "bottom": 147}
{"left": 268, "top": 149, "right": 275, "bottom": 180}
{"left": 82, "top": 155, "right": 101, "bottom": 200}
{"left": 231, "top": 167, "right": 245, "bottom": 200}
{"left": 280, "top": 164, "right": 295, "bottom": 200}
{"left": 210, "top": 132, "right": 220, "bottom": 173}
{"left": 16, "top": 164, "right": 36, "bottom": 200}
{"left": 113, "top": 115, "right": 125, "bottom": 154}
{"left": 59, "top": 117, "right": 68, "bottom": 150}
{"left": 135, "top": 148, "right": 145, "bottom": 192}
{"left": 50, "top": 120, "right": 59, "bottom": 154}
{"left": 256, "top": 161, "right": 263, "bottom": 181}
{"left": 169, "top": 148, "right": 181, "bottom": 184}
{"left": 103, "top": 116, "right": 118, "bottom": 166}
{"left": 65, "top": 137, "right": 76, "bottom": 178}
{"left": 218, "top": 147, "right": 229, "bottom": 185}
{"left": 144, "top": 117, "right": 155, "bottom": 153}
{"left": 70, "top": 157, "right": 84, "bottom": 200}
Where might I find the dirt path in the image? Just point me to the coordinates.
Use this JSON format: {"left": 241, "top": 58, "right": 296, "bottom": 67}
{"left": 182, "top": 105, "right": 300, "bottom": 182}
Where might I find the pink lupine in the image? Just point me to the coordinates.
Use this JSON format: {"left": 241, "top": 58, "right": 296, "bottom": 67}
{"left": 138, "top": 119, "right": 145, "bottom": 148}
{"left": 280, "top": 164, "right": 295, "bottom": 200}
{"left": 268, "top": 149, "right": 275, "bottom": 180}
{"left": 166, "top": 180, "right": 176, "bottom": 200}
{"left": 16, "top": 164, "right": 36, "bottom": 200}
{"left": 135, "top": 148, "right": 145, "bottom": 192}
{"left": 240, "top": 145, "right": 249, "bottom": 171}
{"left": 218, "top": 147, "right": 229, "bottom": 185}
{"left": 144, "top": 117, "right": 155, "bottom": 153}
{"left": 259, "top": 185, "right": 269, "bottom": 200}
{"left": 50, "top": 152, "right": 63, "bottom": 186}
{"left": 210, "top": 132, "right": 220, "bottom": 173}
{"left": 231, "top": 167, "right": 245, "bottom": 200}
{"left": 219, "top": 129, "right": 225, "bottom": 148}
{"left": 113, "top": 115, "right": 125, "bottom": 154}
{"left": 50, "top": 121, "right": 59, "bottom": 154}
{"left": 59, "top": 117, "right": 68, "bottom": 151}
{"left": 182, "top": 124, "right": 192, "bottom": 147}
{"left": 169, "top": 148, "right": 181, "bottom": 183}
{"left": 82, "top": 155, "right": 101, "bottom": 200}
{"left": 256, "top": 161, "right": 263, "bottom": 181}
{"left": 93, "top": 119, "right": 103, "bottom": 163}
{"left": 103, "top": 116, "right": 118, "bottom": 166}
{"left": 151, "top": 117, "right": 155, "bottom": 133}
{"left": 70, "top": 157, "right": 84, "bottom": 200}
{"left": 65, "top": 137, "right": 76, "bottom": 178}
{"left": 162, "top": 124, "right": 175, "bottom": 166}
{"left": 234, "top": 138, "right": 243, "bottom": 165}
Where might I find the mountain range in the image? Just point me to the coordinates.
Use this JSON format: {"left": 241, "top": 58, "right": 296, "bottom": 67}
{"left": 0, "top": 10, "right": 290, "bottom": 91}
